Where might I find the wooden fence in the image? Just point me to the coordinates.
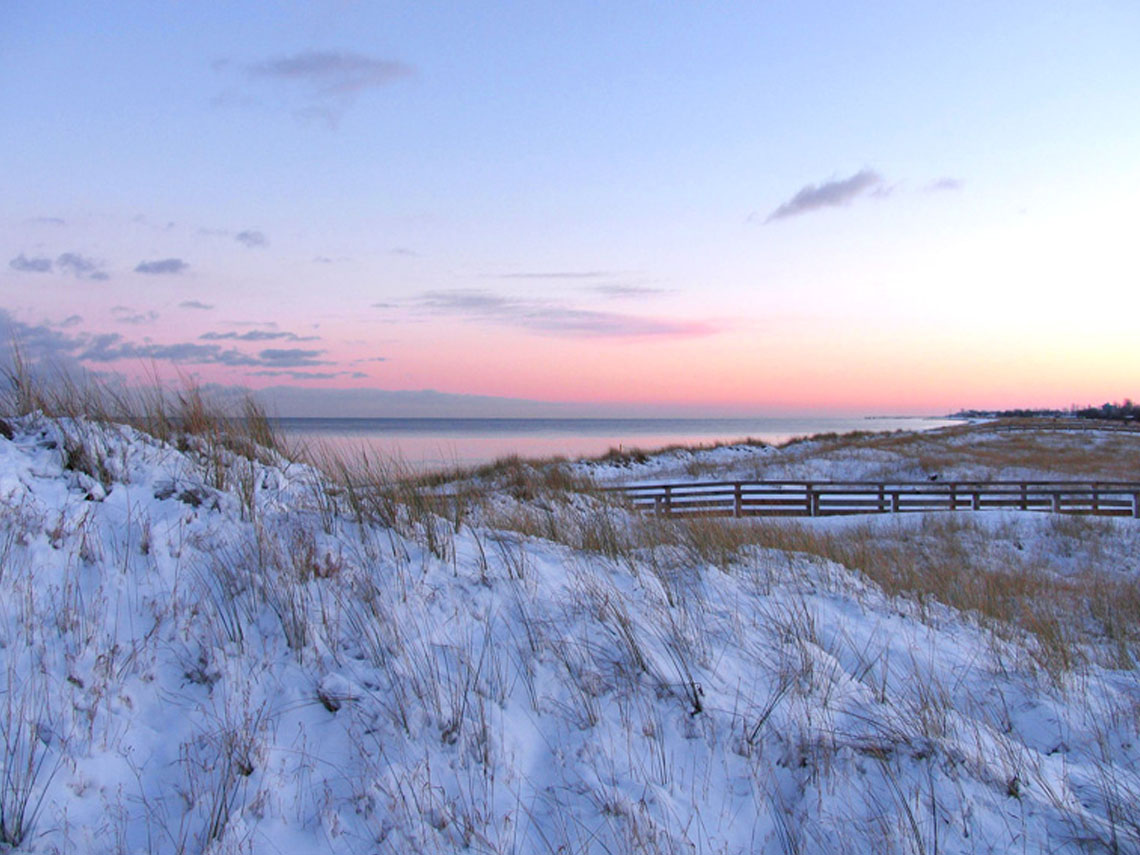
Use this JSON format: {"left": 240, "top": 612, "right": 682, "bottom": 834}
{"left": 608, "top": 480, "right": 1140, "bottom": 519}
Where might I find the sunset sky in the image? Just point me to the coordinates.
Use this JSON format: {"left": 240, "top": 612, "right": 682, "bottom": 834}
{"left": 3, "top": 2, "right": 1139, "bottom": 416}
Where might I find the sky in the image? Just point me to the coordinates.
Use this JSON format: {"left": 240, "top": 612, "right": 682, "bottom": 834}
{"left": 3, "top": 1, "right": 1139, "bottom": 416}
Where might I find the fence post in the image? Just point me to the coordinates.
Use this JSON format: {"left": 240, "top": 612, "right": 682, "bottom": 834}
{"left": 806, "top": 484, "right": 815, "bottom": 517}
{"left": 1133, "top": 493, "right": 1140, "bottom": 519}
{"left": 1020, "top": 483, "right": 1028, "bottom": 511}
{"left": 891, "top": 491, "right": 901, "bottom": 513}
{"left": 1092, "top": 486, "right": 1099, "bottom": 514}
{"left": 812, "top": 490, "right": 822, "bottom": 517}
{"left": 950, "top": 483, "right": 957, "bottom": 511}
{"left": 878, "top": 484, "right": 885, "bottom": 513}
{"left": 734, "top": 482, "right": 742, "bottom": 519}
{"left": 663, "top": 485, "right": 673, "bottom": 518}
{"left": 1052, "top": 492, "right": 1061, "bottom": 513}
{"left": 972, "top": 491, "right": 981, "bottom": 511}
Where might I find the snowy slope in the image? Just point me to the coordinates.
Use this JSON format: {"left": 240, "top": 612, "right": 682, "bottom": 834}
{"left": 2, "top": 415, "right": 1139, "bottom": 853}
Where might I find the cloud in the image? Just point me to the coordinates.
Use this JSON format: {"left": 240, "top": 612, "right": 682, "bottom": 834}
{"left": 592, "top": 284, "right": 669, "bottom": 299}
{"left": 57, "top": 252, "right": 110, "bottom": 280}
{"left": 766, "top": 169, "right": 886, "bottom": 222}
{"left": 235, "top": 230, "right": 268, "bottom": 248}
{"left": 250, "top": 369, "right": 367, "bottom": 380}
{"left": 415, "top": 289, "right": 719, "bottom": 339}
{"left": 247, "top": 51, "right": 412, "bottom": 96}
{"left": 218, "top": 50, "right": 413, "bottom": 126}
{"left": 58, "top": 315, "right": 83, "bottom": 328}
{"left": 9, "top": 254, "right": 53, "bottom": 273}
{"left": 76, "top": 336, "right": 328, "bottom": 368}
{"left": 111, "top": 306, "right": 159, "bottom": 325}
{"left": 257, "top": 348, "right": 328, "bottom": 366}
{"left": 0, "top": 310, "right": 336, "bottom": 378}
{"left": 200, "top": 330, "right": 318, "bottom": 342}
{"left": 494, "top": 271, "right": 609, "bottom": 280}
{"left": 179, "top": 300, "right": 214, "bottom": 310}
{"left": 27, "top": 216, "right": 66, "bottom": 226}
{"left": 925, "top": 177, "right": 964, "bottom": 192}
{"left": 135, "top": 258, "right": 189, "bottom": 275}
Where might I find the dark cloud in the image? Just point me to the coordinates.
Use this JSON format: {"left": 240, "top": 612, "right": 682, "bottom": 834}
{"left": 200, "top": 330, "right": 318, "bottom": 342}
{"left": 9, "top": 254, "right": 53, "bottom": 273}
{"left": 247, "top": 51, "right": 412, "bottom": 96}
{"left": 77, "top": 337, "right": 329, "bottom": 368}
{"left": 179, "top": 300, "right": 214, "bottom": 310}
{"left": 235, "top": 230, "right": 268, "bottom": 248}
{"left": 57, "top": 252, "right": 110, "bottom": 280}
{"left": 416, "top": 289, "right": 718, "bottom": 340}
{"left": 0, "top": 311, "right": 84, "bottom": 362}
{"left": 77, "top": 335, "right": 255, "bottom": 366}
{"left": 135, "top": 258, "right": 189, "bottom": 275}
{"left": 0, "top": 309, "right": 326, "bottom": 371}
{"left": 257, "top": 348, "right": 328, "bottom": 366}
{"left": 58, "top": 315, "right": 83, "bottom": 328}
{"left": 925, "top": 177, "right": 964, "bottom": 192}
{"left": 766, "top": 169, "right": 886, "bottom": 222}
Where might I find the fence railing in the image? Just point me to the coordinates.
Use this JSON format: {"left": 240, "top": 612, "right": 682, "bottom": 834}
{"left": 606, "top": 480, "right": 1140, "bottom": 519}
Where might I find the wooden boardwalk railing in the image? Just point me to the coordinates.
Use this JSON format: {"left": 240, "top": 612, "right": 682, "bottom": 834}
{"left": 607, "top": 480, "right": 1140, "bottom": 519}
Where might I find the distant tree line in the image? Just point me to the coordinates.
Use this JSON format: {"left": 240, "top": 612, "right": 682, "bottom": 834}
{"left": 1074, "top": 400, "right": 1139, "bottom": 421}
{"left": 951, "top": 400, "right": 1139, "bottom": 422}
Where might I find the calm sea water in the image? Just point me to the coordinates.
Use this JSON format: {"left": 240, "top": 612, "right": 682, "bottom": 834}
{"left": 276, "top": 416, "right": 957, "bottom": 472}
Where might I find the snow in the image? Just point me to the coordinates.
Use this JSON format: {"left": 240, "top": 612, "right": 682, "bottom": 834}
{"left": 2, "top": 414, "right": 1139, "bottom": 853}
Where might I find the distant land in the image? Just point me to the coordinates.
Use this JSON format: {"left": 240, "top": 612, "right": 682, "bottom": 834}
{"left": 951, "top": 400, "right": 1139, "bottom": 422}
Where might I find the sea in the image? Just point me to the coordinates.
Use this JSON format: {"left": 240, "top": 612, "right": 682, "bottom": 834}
{"left": 276, "top": 416, "right": 958, "bottom": 473}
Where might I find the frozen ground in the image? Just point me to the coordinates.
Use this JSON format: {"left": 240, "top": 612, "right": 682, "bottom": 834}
{"left": 2, "top": 414, "right": 1139, "bottom": 853}
{"left": 576, "top": 421, "right": 1140, "bottom": 485}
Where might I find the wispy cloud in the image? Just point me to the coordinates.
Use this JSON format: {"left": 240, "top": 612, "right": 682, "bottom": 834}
{"left": 179, "top": 300, "right": 214, "bottom": 310}
{"left": 200, "top": 330, "right": 318, "bottom": 342}
{"left": 135, "top": 258, "right": 189, "bottom": 275}
{"left": 78, "top": 335, "right": 329, "bottom": 368}
{"left": 592, "top": 284, "right": 669, "bottom": 299}
{"left": 219, "top": 50, "right": 414, "bottom": 126}
{"left": 247, "top": 51, "right": 412, "bottom": 96}
{"left": 256, "top": 348, "right": 328, "bottom": 366}
{"left": 57, "top": 252, "right": 110, "bottom": 280}
{"left": 494, "top": 271, "right": 610, "bottom": 280}
{"left": 26, "top": 216, "right": 66, "bottom": 226}
{"left": 235, "top": 229, "right": 268, "bottom": 248}
{"left": 415, "top": 289, "right": 718, "bottom": 339}
{"left": 766, "top": 169, "right": 886, "bottom": 222}
{"left": 9, "top": 254, "right": 53, "bottom": 273}
{"left": 250, "top": 369, "right": 367, "bottom": 380}
{"left": 111, "top": 306, "right": 159, "bottom": 325}
{"left": 925, "top": 177, "right": 964, "bottom": 192}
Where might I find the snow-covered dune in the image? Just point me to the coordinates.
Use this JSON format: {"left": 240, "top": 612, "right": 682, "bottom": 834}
{"left": 2, "top": 415, "right": 1138, "bottom": 853}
